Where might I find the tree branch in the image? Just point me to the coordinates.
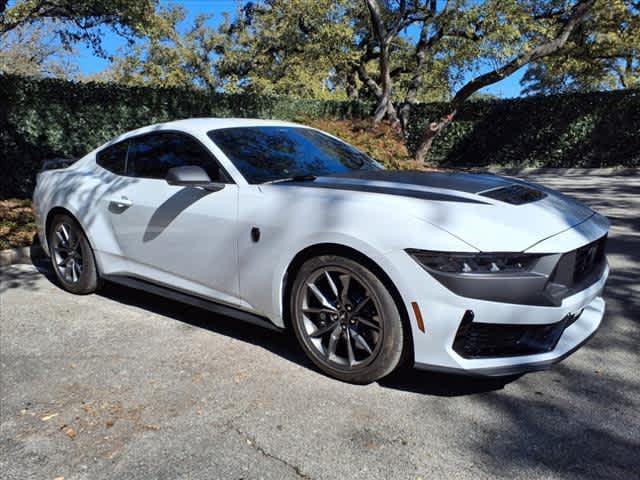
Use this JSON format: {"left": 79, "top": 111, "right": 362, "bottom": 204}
{"left": 398, "top": 0, "right": 454, "bottom": 125}
{"left": 450, "top": 0, "right": 595, "bottom": 110}
{"left": 388, "top": 0, "right": 407, "bottom": 39}
{"left": 357, "top": 63, "right": 383, "bottom": 98}
{"left": 364, "top": 0, "right": 387, "bottom": 45}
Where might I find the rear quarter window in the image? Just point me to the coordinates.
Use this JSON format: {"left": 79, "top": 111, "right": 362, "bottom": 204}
{"left": 96, "top": 141, "right": 128, "bottom": 175}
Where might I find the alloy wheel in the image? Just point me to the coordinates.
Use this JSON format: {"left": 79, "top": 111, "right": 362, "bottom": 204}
{"left": 51, "top": 222, "right": 84, "bottom": 284}
{"left": 297, "top": 267, "right": 384, "bottom": 369}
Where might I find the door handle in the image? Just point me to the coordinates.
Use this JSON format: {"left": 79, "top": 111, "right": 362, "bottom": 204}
{"left": 108, "top": 196, "right": 133, "bottom": 208}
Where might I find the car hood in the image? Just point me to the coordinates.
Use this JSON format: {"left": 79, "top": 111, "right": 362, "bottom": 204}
{"left": 285, "top": 170, "right": 598, "bottom": 252}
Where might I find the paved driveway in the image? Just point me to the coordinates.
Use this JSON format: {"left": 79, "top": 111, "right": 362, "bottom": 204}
{"left": 1, "top": 172, "right": 638, "bottom": 480}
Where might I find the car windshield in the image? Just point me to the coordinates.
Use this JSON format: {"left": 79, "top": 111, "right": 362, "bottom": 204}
{"left": 207, "top": 126, "right": 383, "bottom": 184}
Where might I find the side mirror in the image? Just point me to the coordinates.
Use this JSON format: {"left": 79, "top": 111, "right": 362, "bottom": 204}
{"left": 166, "top": 166, "right": 225, "bottom": 192}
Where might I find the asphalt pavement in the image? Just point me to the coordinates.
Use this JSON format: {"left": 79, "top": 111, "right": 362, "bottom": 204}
{"left": 1, "top": 171, "right": 638, "bottom": 480}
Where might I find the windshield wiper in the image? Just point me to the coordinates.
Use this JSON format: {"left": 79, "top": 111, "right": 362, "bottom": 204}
{"left": 263, "top": 174, "right": 317, "bottom": 184}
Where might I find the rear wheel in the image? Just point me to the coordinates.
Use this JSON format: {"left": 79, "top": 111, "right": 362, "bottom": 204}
{"left": 290, "top": 255, "right": 405, "bottom": 384}
{"left": 48, "top": 213, "right": 100, "bottom": 294}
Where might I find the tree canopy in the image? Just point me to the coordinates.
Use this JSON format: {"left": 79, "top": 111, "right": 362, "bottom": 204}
{"left": 2, "top": 0, "right": 637, "bottom": 162}
{"left": 107, "top": 0, "right": 451, "bottom": 101}
{"left": 521, "top": 0, "right": 639, "bottom": 93}
{"left": 217, "top": 0, "right": 361, "bottom": 99}
{"left": 104, "top": 5, "right": 224, "bottom": 89}
{"left": 0, "top": 20, "right": 78, "bottom": 77}
{"left": 0, "top": 0, "right": 158, "bottom": 56}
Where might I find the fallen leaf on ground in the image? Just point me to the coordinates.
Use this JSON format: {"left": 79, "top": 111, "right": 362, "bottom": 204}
{"left": 61, "top": 425, "right": 76, "bottom": 440}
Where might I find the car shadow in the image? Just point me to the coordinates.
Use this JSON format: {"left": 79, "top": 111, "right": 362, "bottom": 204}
{"left": 28, "top": 255, "right": 516, "bottom": 397}
{"left": 378, "top": 367, "right": 519, "bottom": 396}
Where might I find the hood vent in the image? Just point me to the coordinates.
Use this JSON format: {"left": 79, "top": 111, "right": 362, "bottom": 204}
{"left": 480, "top": 184, "right": 547, "bottom": 205}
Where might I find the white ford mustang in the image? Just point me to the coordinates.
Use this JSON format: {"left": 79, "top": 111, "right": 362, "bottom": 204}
{"left": 33, "top": 118, "right": 609, "bottom": 383}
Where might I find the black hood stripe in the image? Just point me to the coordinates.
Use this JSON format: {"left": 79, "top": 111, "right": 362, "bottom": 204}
{"left": 282, "top": 181, "right": 489, "bottom": 204}
{"left": 324, "top": 170, "right": 513, "bottom": 193}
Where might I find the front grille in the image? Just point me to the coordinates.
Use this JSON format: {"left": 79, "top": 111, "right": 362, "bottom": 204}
{"left": 573, "top": 237, "right": 607, "bottom": 284}
{"left": 453, "top": 310, "right": 582, "bottom": 359}
{"left": 480, "top": 184, "right": 547, "bottom": 205}
{"left": 543, "top": 235, "right": 607, "bottom": 305}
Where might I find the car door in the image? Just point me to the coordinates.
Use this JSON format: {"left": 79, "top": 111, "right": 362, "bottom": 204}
{"left": 105, "top": 131, "right": 242, "bottom": 306}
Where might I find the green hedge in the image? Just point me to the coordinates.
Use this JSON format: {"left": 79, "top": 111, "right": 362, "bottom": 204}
{"left": 405, "top": 89, "right": 640, "bottom": 168}
{"left": 1, "top": 74, "right": 638, "bottom": 198}
{"left": 0, "top": 75, "right": 371, "bottom": 198}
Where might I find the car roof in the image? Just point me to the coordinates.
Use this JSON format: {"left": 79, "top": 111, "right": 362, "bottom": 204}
{"left": 120, "top": 118, "right": 305, "bottom": 139}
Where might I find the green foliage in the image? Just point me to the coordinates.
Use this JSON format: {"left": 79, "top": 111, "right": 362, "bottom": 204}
{"left": 0, "top": 74, "right": 371, "bottom": 197}
{"left": 1, "top": 74, "right": 638, "bottom": 198}
{"left": 104, "top": 5, "right": 224, "bottom": 89}
{"left": 217, "top": 0, "right": 361, "bottom": 99}
{"left": 0, "top": 0, "right": 158, "bottom": 56}
{"left": 0, "top": 21, "right": 78, "bottom": 78}
{"left": 404, "top": 89, "right": 640, "bottom": 168}
{"left": 522, "top": 0, "right": 640, "bottom": 94}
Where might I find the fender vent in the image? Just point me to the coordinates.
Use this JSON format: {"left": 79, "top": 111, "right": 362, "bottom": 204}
{"left": 480, "top": 184, "right": 547, "bottom": 205}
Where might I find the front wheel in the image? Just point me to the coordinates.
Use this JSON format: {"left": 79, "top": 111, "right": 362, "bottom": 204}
{"left": 290, "top": 255, "right": 405, "bottom": 384}
{"left": 48, "top": 213, "right": 100, "bottom": 294}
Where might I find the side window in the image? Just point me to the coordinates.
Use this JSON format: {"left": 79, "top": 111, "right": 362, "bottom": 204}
{"left": 96, "top": 141, "right": 128, "bottom": 175}
{"left": 127, "top": 132, "right": 225, "bottom": 182}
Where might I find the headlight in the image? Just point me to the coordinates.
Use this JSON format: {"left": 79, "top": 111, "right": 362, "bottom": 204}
{"left": 406, "top": 250, "right": 541, "bottom": 275}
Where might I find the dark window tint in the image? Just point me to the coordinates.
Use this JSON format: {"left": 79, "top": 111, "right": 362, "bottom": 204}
{"left": 96, "top": 141, "right": 128, "bottom": 175}
{"left": 207, "top": 127, "right": 381, "bottom": 184}
{"left": 127, "top": 132, "right": 224, "bottom": 181}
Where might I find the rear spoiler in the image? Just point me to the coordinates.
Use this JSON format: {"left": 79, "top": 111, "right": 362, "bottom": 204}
{"left": 40, "top": 158, "right": 76, "bottom": 172}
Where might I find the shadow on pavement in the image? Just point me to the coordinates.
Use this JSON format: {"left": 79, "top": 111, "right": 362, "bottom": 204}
{"left": 25, "top": 257, "right": 513, "bottom": 397}
{"left": 378, "top": 367, "right": 519, "bottom": 396}
{"left": 99, "top": 280, "right": 516, "bottom": 397}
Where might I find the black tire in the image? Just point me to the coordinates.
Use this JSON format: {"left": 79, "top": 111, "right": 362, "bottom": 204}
{"left": 48, "top": 213, "right": 100, "bottom": 294}
{"left": 290, "top": 254, "right": 405, "bottom": 384}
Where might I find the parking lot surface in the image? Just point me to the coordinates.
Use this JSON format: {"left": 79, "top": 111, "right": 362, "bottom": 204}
{"left": 1, "top": 171, "right": 639, "bottom": 480}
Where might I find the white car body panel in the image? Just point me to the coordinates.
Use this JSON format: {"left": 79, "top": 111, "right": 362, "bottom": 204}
{"left": 102, "top": 177, "right": 241, "bottom": 306}
{"left": 236, "top": 184, "right": 477, "bottom": 325}
{"left": 33, "top": 118, "right": 610, "bottom": 376}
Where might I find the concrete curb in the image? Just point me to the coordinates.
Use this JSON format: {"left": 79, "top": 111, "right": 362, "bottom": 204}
{"left": 0, "top": 245, "right": 44, "bottom": 267}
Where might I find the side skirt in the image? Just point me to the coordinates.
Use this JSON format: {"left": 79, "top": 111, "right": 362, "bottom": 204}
{"left": 103, "top": 274, "right": 284, "bottom": 332}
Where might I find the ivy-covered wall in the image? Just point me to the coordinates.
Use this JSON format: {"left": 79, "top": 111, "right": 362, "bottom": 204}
{"left": 1, "top": 74, "right": 638, "bottom": 198}
{"left": 404, "top": 90, "right": 640, "bottom": 168}
{"left": 0, "top": 75, "right": 370, "bottom": 197}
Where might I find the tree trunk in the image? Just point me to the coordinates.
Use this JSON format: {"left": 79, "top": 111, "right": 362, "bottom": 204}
{"left": 372, "top": 95, "right": 390, "bottom": 123}
{"left": 373, "top": 95, "right": 400, "bottom": 125}
{"left": 373, "top": 43, "right": 395, "bottom": 125}
{"left": 413, "top": 112, "right": 455, "bottom": 163}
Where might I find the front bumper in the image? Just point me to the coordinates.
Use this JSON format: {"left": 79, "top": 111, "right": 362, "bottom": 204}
{"left": 384, "top": 248, "right": 608, "bottom": 377}
{"left": 416, "top": 294, "right": 605, "bottom": 377}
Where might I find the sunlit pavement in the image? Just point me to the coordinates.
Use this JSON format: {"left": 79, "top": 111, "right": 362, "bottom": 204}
{"left": 1, "top": 171, "right": 638, "bottom": 480}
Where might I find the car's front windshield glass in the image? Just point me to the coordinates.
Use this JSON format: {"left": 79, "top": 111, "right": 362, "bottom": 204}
{"left": 207, "top": 126, "right": 383, "bottom": 184}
